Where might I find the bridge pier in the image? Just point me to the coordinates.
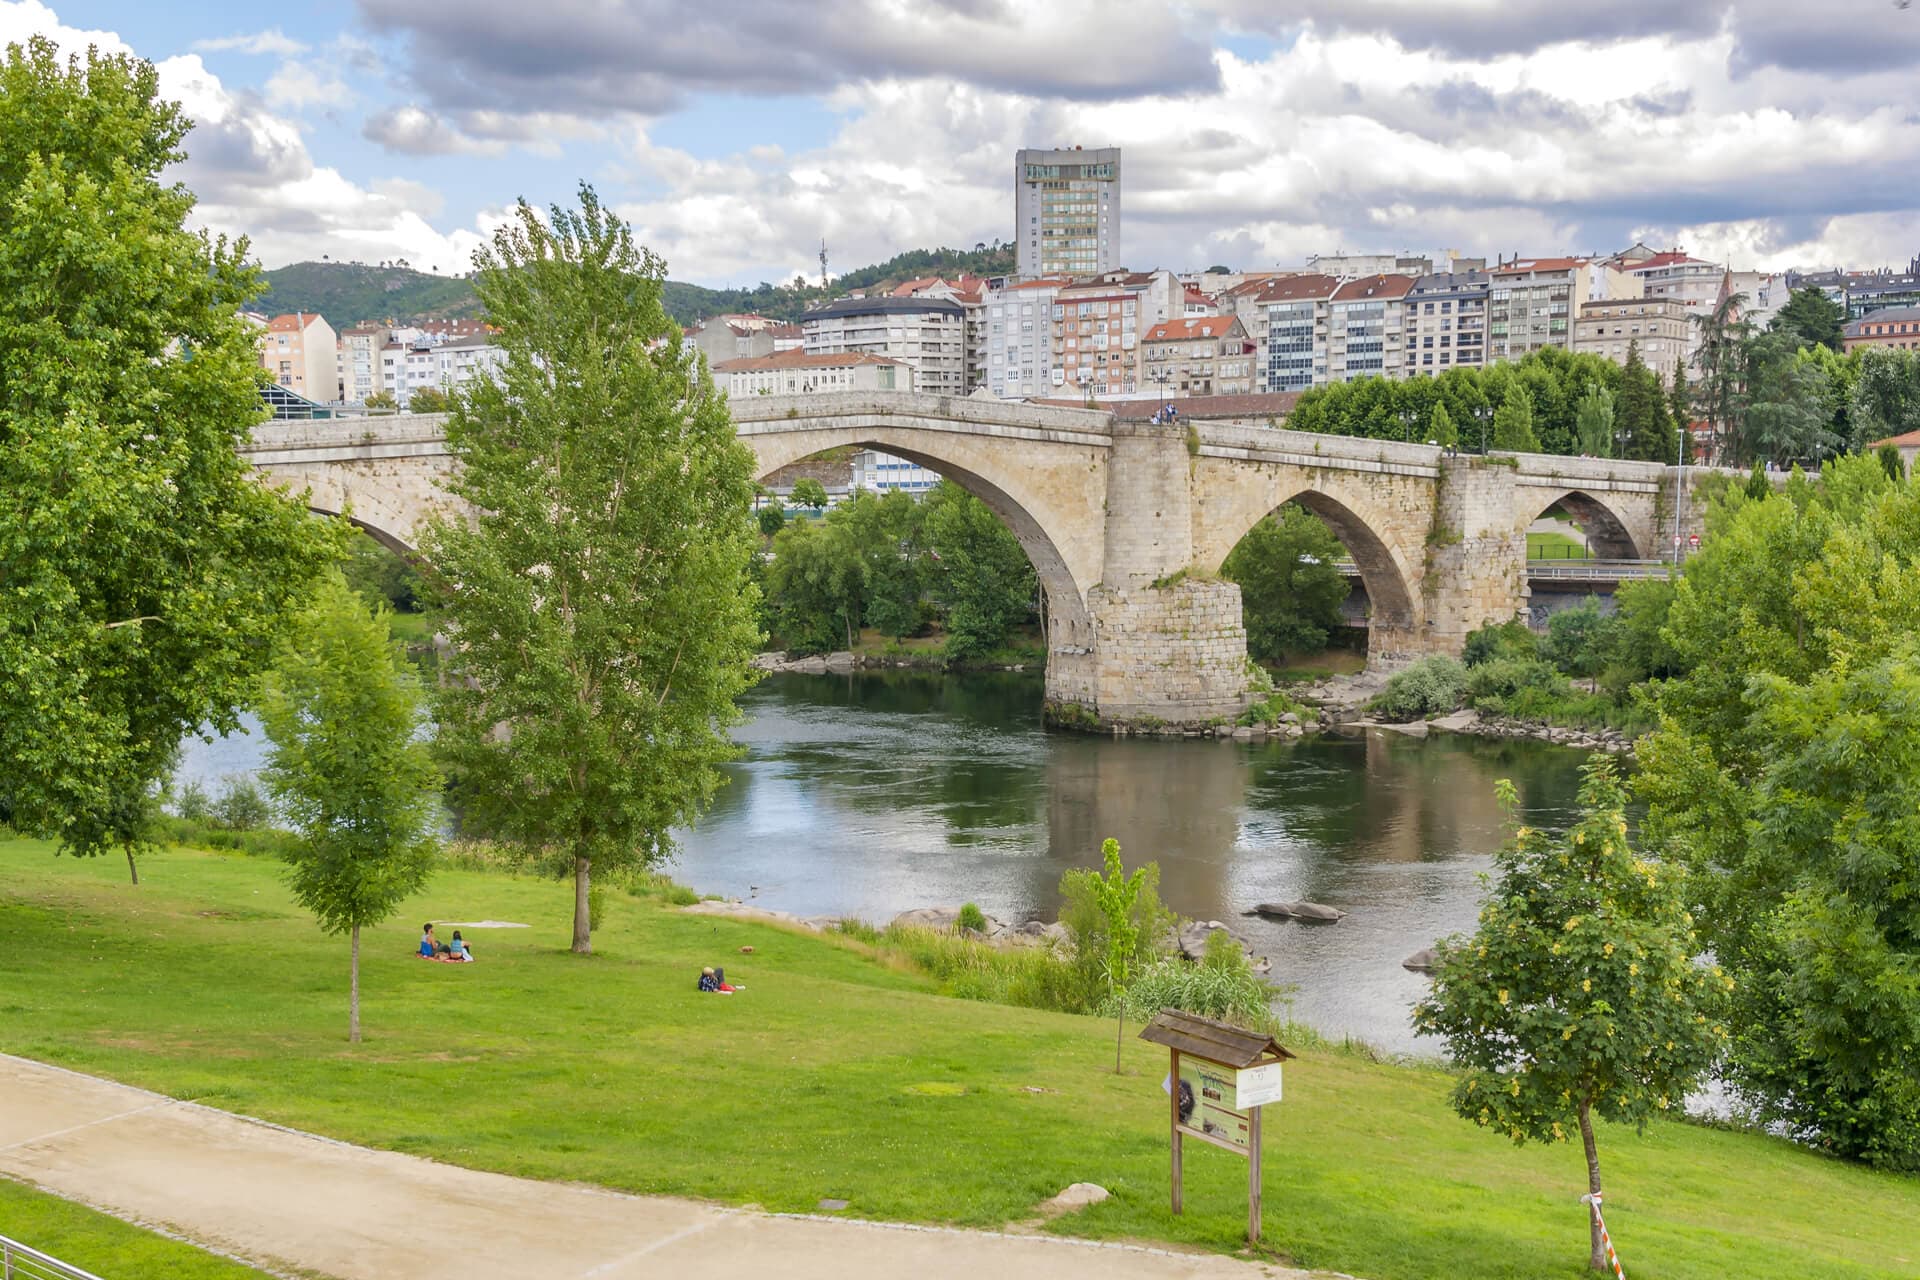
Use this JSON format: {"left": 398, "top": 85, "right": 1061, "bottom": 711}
{"left": 1045, "top": 421, "right": 1252, "bottom": 729}
{"left": 1418, "top": 456, "right": 1531, "bottom": 655}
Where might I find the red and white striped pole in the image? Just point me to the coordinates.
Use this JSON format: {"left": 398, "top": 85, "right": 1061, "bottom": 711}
{"left": 1580, "top": 1192, "right": 1627, "bottom": 1280}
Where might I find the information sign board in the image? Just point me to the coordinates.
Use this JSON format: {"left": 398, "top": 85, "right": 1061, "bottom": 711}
{"left": 1234, "top": 1061, "right": 1284, "bottom": 1109}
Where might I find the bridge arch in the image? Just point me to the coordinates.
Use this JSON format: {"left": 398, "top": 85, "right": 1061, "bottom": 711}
{"left": 1524, "top": 488, "right": 1644, "bottom": 560}
{"left": 741, "top": 416, "right": 1107, "bottom": 646}
{"left": 270, "top": 466, "right": 433, "bottom": 558}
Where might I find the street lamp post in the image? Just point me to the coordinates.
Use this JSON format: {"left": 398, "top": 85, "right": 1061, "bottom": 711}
{"left": 1151, "top": 367, "right": 1171, "bottom": 420}
{"left": 1673, "top": 422, "right": 1686, "bottom": 571}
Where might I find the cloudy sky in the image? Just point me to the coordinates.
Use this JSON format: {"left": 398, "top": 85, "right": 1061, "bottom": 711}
{"left": 8, "top": 1, "right": 1919, "bottom": 285}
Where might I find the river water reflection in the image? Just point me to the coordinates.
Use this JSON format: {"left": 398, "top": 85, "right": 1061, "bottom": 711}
{"left": 673, "top": 671, "right": 1597, "bottom": 1055}
{"left": 178, "top": 670, "right": 1599, "bottom": 1055}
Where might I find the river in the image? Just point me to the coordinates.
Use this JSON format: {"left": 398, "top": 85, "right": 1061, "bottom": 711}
{"left": 178, "top": 670, "right": 1598, "bottom": 1055}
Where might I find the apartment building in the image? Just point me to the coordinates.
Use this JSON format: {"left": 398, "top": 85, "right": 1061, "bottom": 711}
{"left": 1015, "top": 146, "right": 1121, "bottom": 277}
{"left": 1726, "top": 270, "right": 1790, "bottom": 333}
{"left": 1326, "top": 275, "right": 1416, "bottom": 382}
{"left": 1405, "top": 271, "right": 1489, "bottom": 374}
{"left": 1050, "top": 281, "right": 1147, "bottom": 397}
{"left": 1487, "top": 258, "right": 1638, "bottom": 361}
{"left": 337, "top": 323, "right": 386, "bottom": 403}
{"left": 713, "top": 349, "right": 910, "bottom": 397}
{"left": 1306, "top": 251, "right": 1432, "bottom": 278}
{"left": 801, "top": 295, "right": 967, "bottom": 396}
{"left": 686, "top": 314, "right": 782, "bottom": 368}
{"left": 1572, "top": 298, "right": 1691, "bottom": 379}
{"left": 1235, "top": 274, "right": 1339, "bottom": 392}
{"left": 259, "top": 312, "right": 339, "bottom": 402}
{"left": 984, "top": 276, "right": 1069, "bottom": 399}
{"left": 434, "top": 332, "right": 506, "bottom": 390}
{"left": 1141, "top": 316, "right": 1254, "bottom": 397}
{"left": 1843, "top": 305, "right": 1920, "bottom": 352}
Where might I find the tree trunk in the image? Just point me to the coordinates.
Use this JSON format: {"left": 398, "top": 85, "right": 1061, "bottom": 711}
{"left": 1578, "top": 1096, "right": 1604, "bottom": 1272}
{"left": 125, "top": 844, "right": 139, "bottom": 885}
{"left": 349, "top": 923, "right": 361, "bottom": 1044}
{"left": 571, "top": 856, "right": 593, "bottom": 954}
{"left": 1114, "top": 1007, "right": 1125, "bottom": 1074}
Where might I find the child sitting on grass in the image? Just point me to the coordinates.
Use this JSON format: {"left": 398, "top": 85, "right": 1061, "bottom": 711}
{"left": 697, "top": 966, "right": 736, "bottom": 993}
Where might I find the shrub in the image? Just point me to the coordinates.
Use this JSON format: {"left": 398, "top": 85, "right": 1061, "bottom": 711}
{"left": 1370, "top": 656, "right": 1467, "bottom": 721}
{"left": 1462, "top": 618, "right": 1539, "bottom": 667}
{"left": 876, "top": 924, "right": 1098, "bottom": 1014}
{"left": 1467, "top": 657, "right": 1568, "bottom": 704}
{"left": 955, "top": 902, "right": 988, "bottom": 933}
{"left": 172, "top": 777, "right": 212, "bottom": 822}
{"left": 1544, "top": 598, "right": 1613, "bottom": 678}
{"left": 1237, "top": 691, "right": 1304, "bottom": 727}
{"left": 1118, "top": 937, "right": 1284, "bottom": 1034}
{"left": 210, "top": 775, "right": 272, "bottom": 831}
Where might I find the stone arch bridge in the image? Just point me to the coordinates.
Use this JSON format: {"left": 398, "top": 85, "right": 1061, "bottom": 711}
{"left": 241, "top": 391, "right": 1707, "bottom": 728}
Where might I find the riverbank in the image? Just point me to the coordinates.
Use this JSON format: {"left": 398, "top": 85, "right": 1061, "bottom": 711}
{"left": 1290, "top": 669, "right": 1638, "bottom": 754}
{"left": 3, "top": 835, "right": 1916, "bottom": 1279}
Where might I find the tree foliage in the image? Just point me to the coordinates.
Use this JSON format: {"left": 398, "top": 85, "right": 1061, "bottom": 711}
{"left": 1770, "top": 287, "right": 1847, "bottom": 353}
{"left": 0, "top": 37, "right": 337, "bottom": 878}
{"left": 790, "top": 477, "right": 829, "bottom": 512}
{"left": 1636, "top": 454, "right": 1920, "bottom": 1168}
{"left": 258, "top": 575, "right": 439, "bottom": 1041}
{"left": 1415, "top": 759, "right": 1726, "bottom": 1272}
{"left": 1574, "top": 383, "right": 1614, "bottom": 457}
{"left": 1221, "top": 504, "right": 1350, "bottom": 659}
{"left": 1490, "top": 384, "right": 1541, "bottom": 452}
{"left": 420, "top": 185, "right": 761, "bottom": 954}
{"left": 923, "top": 482, "right": 1036, "bottom": 662}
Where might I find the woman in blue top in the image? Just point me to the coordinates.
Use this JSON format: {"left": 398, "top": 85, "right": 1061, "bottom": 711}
{"left": 448, "top": 930, "right": 473, "bottom": 962}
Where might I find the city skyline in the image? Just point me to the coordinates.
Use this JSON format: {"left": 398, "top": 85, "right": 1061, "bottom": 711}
{"left": 9, "top": 1, "right": 1920, "bottom": 286}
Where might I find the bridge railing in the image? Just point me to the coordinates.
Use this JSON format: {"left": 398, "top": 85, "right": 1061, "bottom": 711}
{"left": 1, "top": 1235, "right": 109, "bottom": 1280}
{"left": 1526, "top": 560, "right": 1672, "bottom": 581}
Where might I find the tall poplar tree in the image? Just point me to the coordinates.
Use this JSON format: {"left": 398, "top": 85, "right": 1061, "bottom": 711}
{"left": 420, "top": 186, "right": 761, "bottom": 954}
{"left": 0, "top": 38, "right": 336, "bottom": 879}
{"left": 1490, "top": 384, "right": 1541, "bottom": 452}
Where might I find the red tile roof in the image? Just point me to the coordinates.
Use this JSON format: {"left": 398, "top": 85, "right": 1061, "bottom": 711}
{"left": 1144, "top": 316, "right": 1243, "bottom": 341}
{"left": 1626, "top": 251, "right": 1713, "bottom": 272}
{"left": 1870, "top": 428, "right": 1920, "bottom": 448}
{"left": 1241, "top": 274, "right": 1341, "bottom": 303}
{"left": 1492, "top": 257, "right": 1587, "bottom": 275}
{"left": 1331, "top": 274, "right": 1417, "bottom": 302}
{"left": 713, "top": 350, "right": 905, "bottom": 373}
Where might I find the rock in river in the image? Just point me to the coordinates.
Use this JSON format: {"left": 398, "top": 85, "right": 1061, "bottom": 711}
{"left": 1247, "top": 900, "right": 1348, "bottom": 923}
{"left": 1402, "top": 947, "right": 1440, "bottom": 972}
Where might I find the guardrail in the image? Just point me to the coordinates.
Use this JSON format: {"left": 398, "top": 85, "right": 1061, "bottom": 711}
{"left": 1526, "top": 559, "right": 1673, "bottom": 581}
{"left": 1, "top": 1236, "right": 108, "bottom": 1280}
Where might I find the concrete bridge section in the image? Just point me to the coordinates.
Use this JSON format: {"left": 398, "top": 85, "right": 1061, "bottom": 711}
{"left": 241, "top": 391, "right": 1710, "bottom": 729}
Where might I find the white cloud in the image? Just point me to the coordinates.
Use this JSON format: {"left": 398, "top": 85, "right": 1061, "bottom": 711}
{"left": 264, "top": 61, "right": 353, "bottom": 110}
{"left": 191, "top": 28, "right": 307, "bottom": 57}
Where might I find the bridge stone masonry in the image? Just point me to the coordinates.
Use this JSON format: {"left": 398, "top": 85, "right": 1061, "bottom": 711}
{"left": 240, "top": 390, "right": 1712, "bottom": 730}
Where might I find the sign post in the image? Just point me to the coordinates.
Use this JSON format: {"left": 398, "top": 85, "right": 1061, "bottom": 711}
{"left": 1141, "top": 1010, "right": 1295, "bottom": 1245}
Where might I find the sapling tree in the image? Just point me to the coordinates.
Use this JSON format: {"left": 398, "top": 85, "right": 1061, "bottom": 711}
{"left": 1414, "top": 758, "right": 1726, "bottom": 1272}
{"left": 421, "top": 186, "right": 761, "bottom": 954}
{"left": 259, "top": 575, "right": 440, "bottom": 1042}
{"left": 1062, "top": 838, "right": 1172, "bottom": 1072}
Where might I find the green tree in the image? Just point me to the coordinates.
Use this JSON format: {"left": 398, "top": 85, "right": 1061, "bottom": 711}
{"left": 1878, "top": 442, "right": 1907, "bottom": 483}
{"left": 1415, "top": 759, "right": 1726, "bottom": 1272}
{"left": 1543, "top": 598, "right": 1610, "bottom": 678}
{"left": 1060, "top": 837, "right": 1173, "bottom": 1072}
{"left": 1613, "top": 342, "right": 1675, "bottom": 463}
{"left": 1429, "top": 400, "right": 1458, "bottom": 450}
{"left": 1690, "top": 291, "right": 1752, "bottom": 465}
{"left": 1668, "top": 364, "right": 1690, "bottom": 435}
{"left": 258, "top": 576, "right": 440, "bottom": 1042}
{"left": 0, "top": 38, "right": 337, "bottom": 881}
{"left": 756, "top": 501, "right": 787, "bottom": 538}
{"left": 1770, "top": 286, "right": 1847, "bottom": 353}
{"left": 1850, "top": 348, "right": 1920, "bottom": 448}
{"left": 764, "top": 518, "right": 863, "bottom": 652}
{"left": 364, "top": 389, "right": 398, "bottom": 410}
{"left": 1221, "top": 504, "right": 1349, "bottom": 660}
{"left": 407, "top": 386, "right": 451, "bottom": 414}
{"left": 836, "top": 489, "right": 928, "bottom": 640}
{"left": 1735, "top": 332, "right": 1836, "bottom": 467}
{"left": 790, "top": 477, "right": 829, "bottom": 513}
{"left": 1573, "top": 383, "right": 1614, "bottom": 457}
{"left": 923, "top": 482, "right": 1034, "bottom": 662}
{"left": 420, "top": 186, "right": 761, "bottom": 955}
{"left": 340, "top": 529, "right": 424, "bottom": 613}
{"left": 1490, "top": 384, "right": 1540, "bottom": 452}
{"left": 1636, "top": 455, "right": 1920, "bottom": 1167}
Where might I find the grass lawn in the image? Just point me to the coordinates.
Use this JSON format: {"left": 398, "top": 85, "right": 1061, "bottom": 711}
{"left": 1267, "top": 649, "right": 1368, "bottom": 681}
{"left": 3, "top": 836, "right": 1917, "bottom": 1279}
{"left": 1527, "top": 531, "right": 1592, "bottom": 561}
{"left": 0, "top": 1176, "right": 271, "bottom": 1278}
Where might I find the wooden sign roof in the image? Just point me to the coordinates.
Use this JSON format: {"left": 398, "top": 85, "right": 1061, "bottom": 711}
{"left": 1137, "top": 1009, "right": 1296, "bottom": 1067}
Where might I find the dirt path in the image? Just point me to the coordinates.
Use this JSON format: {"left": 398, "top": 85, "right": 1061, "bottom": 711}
{"left": 0, "top": 1054, "right": 1320, "bottom": 1280}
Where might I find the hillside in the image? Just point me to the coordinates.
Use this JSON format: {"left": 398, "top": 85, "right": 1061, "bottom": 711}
{"left": 258, "top": 242, "right": 1019, "bottom": 330}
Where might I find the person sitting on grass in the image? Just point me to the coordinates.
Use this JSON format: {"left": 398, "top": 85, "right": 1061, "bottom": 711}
{"left": 447, "top": 930, "right": 474, "bottom": 962}
{"left": 697, "top": 966, "right": 736, "bottom": 994}
{"left": 420, "top": 923, "right": 439, "bottom": 958}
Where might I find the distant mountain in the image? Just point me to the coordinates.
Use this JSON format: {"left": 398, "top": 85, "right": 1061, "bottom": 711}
{"left": 257, "top": 242, "right": 1019, "bottom": 331}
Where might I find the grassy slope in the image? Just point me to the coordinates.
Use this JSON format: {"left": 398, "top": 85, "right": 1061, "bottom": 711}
{"left": 0, "top": 1176, "right": 271, "bottom": 1278}
{"left": 2, "top": 838, "right": 1915, "bottom": 1279}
